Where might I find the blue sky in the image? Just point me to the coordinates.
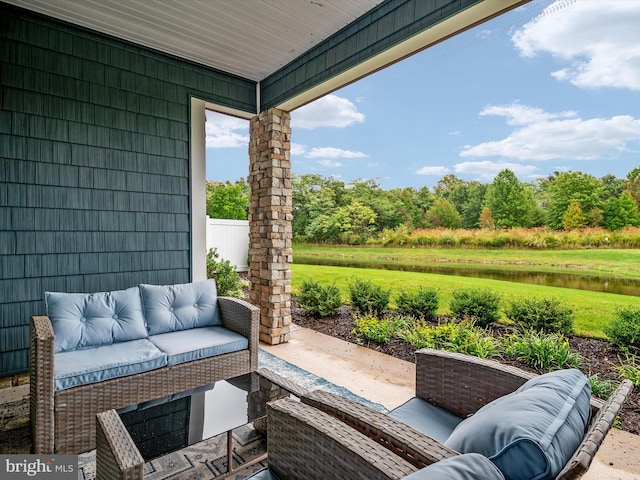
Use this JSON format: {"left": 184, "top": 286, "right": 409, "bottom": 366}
{"left": 205, "top": 0, "right": 640, "bottom": 189}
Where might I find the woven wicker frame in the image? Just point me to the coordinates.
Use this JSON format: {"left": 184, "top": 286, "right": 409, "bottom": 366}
{"left": 30, "top": 296, "right": 259, "bottom": 454}
{"left": 267, "top": 397, "right": 417, "bottom": 480}
{"left": 303, "top": 348, "right": 634, "bottom": 480}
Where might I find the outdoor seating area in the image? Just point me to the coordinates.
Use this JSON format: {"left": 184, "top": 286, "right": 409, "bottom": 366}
{"left": 89, "top": 346, "right": 631, "bottom": 479}
{"left": 30, "top": 279, "right": 259, "bottom": 454}
{"left": 0, "top": 320, "right": 636, "bottom": 479}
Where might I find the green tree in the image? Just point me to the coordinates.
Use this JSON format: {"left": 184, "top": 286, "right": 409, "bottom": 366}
{"left": 346, "top": 178, "right": 402, "bottom": 231}
{"left": 625, "top": 167, "right": 640, "bottom": 208}
{"left": 427, "top": 197, "right": 462, "bottom": 229}
{"left": 293, "top": 174, "right": 345, "bottom": 239}
{"left": 484, "top": 169, "right": 537, "bottom": 228}
{"left": 333, "top": 200, "right": 378, "bottom": 243}
{"left": 461, "top": 182, "right": 488, "bottom": 229}
{"left": 562, "top": 200, "right": 586, "bottom": 230}
{"left": 206, "top": 179, "right": 249, "bottom": 220}
{"left": 603, "top": 191, "right": 640, "bottom": 230}
{"left": 547, "top": 171, "right": 603, "bottom": 230}
{"left": 389, "top": 186, "right": 434, "bottom": 229}
{"left": 601, "top": 174, "right": 625, "bottom": 201}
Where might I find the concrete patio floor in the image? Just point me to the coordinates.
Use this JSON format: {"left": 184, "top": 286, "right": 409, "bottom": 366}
{"left": 261, "top": 324, "right": 640, "bottom": 480}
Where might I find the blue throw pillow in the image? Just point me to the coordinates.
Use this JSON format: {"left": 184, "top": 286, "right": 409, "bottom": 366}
{"left": 46, "top": 287, "right": 147, "bottom": 353}
{"left": 444, "top": 369, "right": 591, "bottom": 480}
{"left": 140, "top": 280, "right": 221, "bottom": 335}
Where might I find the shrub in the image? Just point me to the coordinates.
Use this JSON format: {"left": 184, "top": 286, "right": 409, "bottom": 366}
{"left": 588, "top": 373, "right": 617, "bottom": 400}
{"left": 296, "top": 279, "right": 342, "bottom": 317}
{"left": 449, "top": 288, "right": 501, "bottom": 327}
{"left": 612, "top": 354, "right": 640, "bottom": 387}
{"left": 503, "top": 331, "right": 581, "bottom": 371}
{"left": 605, "top": 307, "right": 640, "bottom": 349}
{"left": 505, "top": 297, "right": 574, "bottom": 334}
{"left": 352, "top": 314, "right": 407, "bottom": 344}
{"left": 348, "top": 278, "right": 391, "bottom": 315}
{"left": 206, "top": 248, "right": 244, "bottom": 297}
{"left": 397, "top": 320, "right": 501, "bottom": 359}
{"left": 396, "top": 287, "right": 439, "bottom": 320}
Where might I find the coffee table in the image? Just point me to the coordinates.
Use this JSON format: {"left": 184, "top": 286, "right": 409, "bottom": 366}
{"left": 95, "top": 368, "right": 306, "bottom": 480}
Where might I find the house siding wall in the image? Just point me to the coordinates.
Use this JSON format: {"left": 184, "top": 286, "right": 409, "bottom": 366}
{"left": 0, "top": 5, "right": 257, "bottom": 376}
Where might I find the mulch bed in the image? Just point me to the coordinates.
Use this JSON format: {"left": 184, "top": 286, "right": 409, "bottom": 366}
{"left": 292, "top": 305, "right": 640, "bottom": 435}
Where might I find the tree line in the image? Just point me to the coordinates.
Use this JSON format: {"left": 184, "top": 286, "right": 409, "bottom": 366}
{"left": 206, "top": 167, "right": 640, "bottom": 244}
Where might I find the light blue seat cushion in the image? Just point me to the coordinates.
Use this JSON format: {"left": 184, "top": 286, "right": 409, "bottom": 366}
{"left": 390, "top": 397, "right": 463, "bottom": 443}
{"left": 404, "top": 453, "right": 505, "bottom": 480}
{"left": 46, "top": 287, "right": 147, "bottom": 353}
{"left": 149, "top": 326, "right": 248, "bottom": 366}
{"left": 54, "top": 339, "right": 167, "bottom": 391}
{"left": 445, "top": 369, "right": 591, "bottom": 480}
{"left": 140, "top": 280, "right": 221, "bottom": 335}
{"left": 243, "top": 468, "right": 281, "bottom": 480}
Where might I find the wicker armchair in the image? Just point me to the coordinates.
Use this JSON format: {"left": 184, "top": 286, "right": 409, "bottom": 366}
{"left": 302, "top": 348, "right": 634, "bottom": 480}
{"left": 96, "top": 396, "right": 418, "bottom": 480}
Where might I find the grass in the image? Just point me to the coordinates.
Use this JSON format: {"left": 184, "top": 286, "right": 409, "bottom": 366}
{"left": 290, "top": 263, "right": 640, "bottom": 339}
{"left": 293, "top": 244, "right": 640, "bottom": 279}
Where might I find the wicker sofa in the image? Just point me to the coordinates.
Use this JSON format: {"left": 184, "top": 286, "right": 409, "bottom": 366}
{"left": 30, "top": 279, "right": 259, "bottom": 454}
{"left": 303, "top": 348, "right": 634, "bottom": 480}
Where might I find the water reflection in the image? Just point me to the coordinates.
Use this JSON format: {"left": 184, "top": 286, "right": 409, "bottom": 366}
{"left": 295, "top": 256, "right": 640, "bottom": 297}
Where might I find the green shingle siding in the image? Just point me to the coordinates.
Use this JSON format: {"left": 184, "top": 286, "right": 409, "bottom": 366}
{"left": 0, "top": 5, "right": 257, "bottom": 375}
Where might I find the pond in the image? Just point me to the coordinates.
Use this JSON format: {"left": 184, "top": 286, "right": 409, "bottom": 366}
{"left": 295, "top": 256, "right": 640, "bottom": 297}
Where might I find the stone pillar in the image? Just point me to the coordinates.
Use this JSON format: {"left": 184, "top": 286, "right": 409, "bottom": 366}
{"left": 248, "top": 108, "right": 292, "bottom": 344}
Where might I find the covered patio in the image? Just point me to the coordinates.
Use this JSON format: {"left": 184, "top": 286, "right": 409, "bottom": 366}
{"left": 0, "top": 0, "right": 529, "bottom": 376}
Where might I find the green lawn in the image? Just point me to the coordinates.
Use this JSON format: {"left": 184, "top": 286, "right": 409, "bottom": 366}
{"left": 291, "top": 263, "right": 640, "bottom": 339}
{"left": 293, "top": 244, "right": 640, "bottom": 279}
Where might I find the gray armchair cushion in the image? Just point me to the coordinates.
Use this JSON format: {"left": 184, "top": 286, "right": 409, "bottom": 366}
{"left": 390, "top": 397, "right": 463, "bottom": 443}
{"left": 404, "top": 453, "right": 504, "bottom": 479}
{"left": 445, "top": 369, "right": 591, "bottom": 480}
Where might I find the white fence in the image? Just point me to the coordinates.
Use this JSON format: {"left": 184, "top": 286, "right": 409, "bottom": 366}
{"left": 206, "top": 217, "right": 249, "bottom": 272}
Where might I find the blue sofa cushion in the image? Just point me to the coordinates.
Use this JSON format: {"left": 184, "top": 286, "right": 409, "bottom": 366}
{"left": 140, "top": 280, "right": 221, "bottom": 335}
{"left": 149, "top": 326, "right": 248, "bottom": 366}
{"left": 445, "top": 369, "right": 591, "bottom": 480}
{"left": 54, "top": 339, "right": 167, "bottom": 391}
{"left": 46, "top": 287, "right": 147, "bottom": 353}
{"left": 404, "top": 453, "right": 505, "bottom": 480}
{"left": 390, "top": 397, "right": 463, "bottom": 443}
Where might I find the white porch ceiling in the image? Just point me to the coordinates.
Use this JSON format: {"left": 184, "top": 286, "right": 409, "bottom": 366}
{"left": 5, "top": 0, "right": 384, "bottom": 82}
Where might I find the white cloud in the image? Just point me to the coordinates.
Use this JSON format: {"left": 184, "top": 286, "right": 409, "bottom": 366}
{"left": 512, "top": 1, "right": 640, "bottom": 90}
{"left": 291, "top": 143, "right": 307, "bottom": 156}
{"left": 461, "top": 103, "right": 640, "bottom": 161}
{"left": 205, "top": 111, "right": 249, "bottom": 148}
{"left": 479, "top": 103, "right": 576, "bottom": 126}
{"left": 306, "top": 147, "right": 368, "bottom": 159}
{"left": 318, "top": 159, "right": 343, "bottom": 168}
{"left": 292, "top": 94, "right": 365, "bottom": 129}
{"left": 416, "top": 166, "right": 451, "bottom": 176}
{"left": 454, "top": 161, "right": 539, "bottom": 181}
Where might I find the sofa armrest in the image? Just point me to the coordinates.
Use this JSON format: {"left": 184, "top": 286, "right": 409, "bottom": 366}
{"left": 30, "top": 315, "right": 56, "bottom": 454}
{"left": 268, "top": 397, "right": 417, "bottom": 480}
{"left": 96, "top": 409, "right": 144, "bottom": 480}
{"left": 218, "top": 297, "right": 259, "bottom": 370}
{"left": 415, "top": 348, "right": 536, "bottom": 418}
{"left": 302, "top": 389, "right": 458, "bottom": 469}
{"left": 558, "top": 379, "right": 634, "bottom": 480}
